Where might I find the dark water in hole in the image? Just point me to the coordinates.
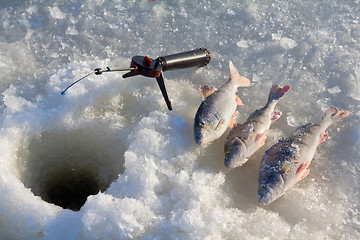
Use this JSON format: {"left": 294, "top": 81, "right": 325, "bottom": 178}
{"left": 17, "top": 129, "right": 125, "bottom": 211}
{"left": 43, "top": 167, "right": 101, "bottom": 211}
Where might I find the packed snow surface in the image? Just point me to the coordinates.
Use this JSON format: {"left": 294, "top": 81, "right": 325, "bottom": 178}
{"left": 0, "top": 0, "right": 359, "bottom": 239}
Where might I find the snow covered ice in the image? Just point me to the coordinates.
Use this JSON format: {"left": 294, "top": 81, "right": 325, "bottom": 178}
{"left": 0, "top": 1, "right": 359, "bottom": 239}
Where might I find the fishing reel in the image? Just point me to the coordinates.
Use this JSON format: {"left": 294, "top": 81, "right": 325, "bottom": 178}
{"left": 61, "top": 48, "right": 211, "bottom": 111}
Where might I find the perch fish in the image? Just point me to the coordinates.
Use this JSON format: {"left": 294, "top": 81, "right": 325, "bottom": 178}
{"left": 194, "top": 61, "right": 253, "bottom": 146}
{"left": 224, "top": 84, "right": 291, "bottom": 169}
{"left": 257, "top": 107, "right": 349, "bottom": 205}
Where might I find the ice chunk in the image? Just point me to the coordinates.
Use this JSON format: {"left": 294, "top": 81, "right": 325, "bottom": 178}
{"left": 81, "top": 195, "right": 157, "bottom": 239}
{"left": 66, "top": 26, "right": 78, "bottom": 35}
{"left": 347, "top": 85, "right": 360, "bottom": 101}
{"left": 354, "top": 67, "right": 360, "bottom": 78}
{"left": 272, "top": 33, "right": 297, "bottom": 49}
{"left": 237, "top": 40, "right": 249, "bottom": 48}
{"left": 327, "top": 85, "right": 342, "bottom": 94}
{"left": 287, "top": 112, "right": 299, "bottom": 127}
{"left": 252, "top": 73, "right": 261, "bottom": 82}
{"left": 280, "top": 37, "right": 298, "bottom": 49}
{"left": 48, "top": 6, "right": 65, "bottom": 19}
{"left": 271, "top": 33, "right": 282, "bottom": 41}
{"left": 227, "top": 9, "right": 236, "bottom": 15}
{"left": 3, "top": 85, "right": 33, "bottom": 113}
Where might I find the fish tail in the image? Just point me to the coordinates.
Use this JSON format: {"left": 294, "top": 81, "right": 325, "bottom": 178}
{"left": 322, "top": 107, "right": 350, "bottom": 124}
{"left": 268, "top": 84, "right": 291, "bottom": 102}
{"left": 229, "top": 61, "right": 253, "bottom": 87}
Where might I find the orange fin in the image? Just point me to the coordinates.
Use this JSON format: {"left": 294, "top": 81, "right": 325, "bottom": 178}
{"left": 229, "top": 111, "right": 239, "bottom": 128}
{"left": 255, "top": 133, "right": 267, "bottom": 147}
{"left": 296, "top": 162, "right": 310, "bottom": 175}
{"left": 271, "top": 111, "right": 282, "bottom": 122}
{"left": 236, "top": 95, "right": 244, "bottom": 106}
{"left": 199, "top": 86, "right": 217, "bottom": 100}
{"left": 318, "top": 132, "right": 328, "bottom": 145}
{"left": 260, "top": 135, "right": 267, "bottom": 147}
{"left": 300, "top": 169, "right": 310, "bottom": 180}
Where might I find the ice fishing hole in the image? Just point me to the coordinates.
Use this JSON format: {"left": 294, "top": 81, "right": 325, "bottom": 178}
{"left": 16, "top": 128, "right": 125, "bottom": 211}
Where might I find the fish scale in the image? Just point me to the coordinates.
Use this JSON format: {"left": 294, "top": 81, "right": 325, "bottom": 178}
{"left": 224, "top": 84, "right": 291, "bottom": 169}
{"left": 194, "top": 61, "right": 253, "bottom": 146}
{"left": 257, "top": 107, "right": 349, "bottom": 205}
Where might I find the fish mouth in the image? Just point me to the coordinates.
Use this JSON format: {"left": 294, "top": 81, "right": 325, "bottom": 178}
{"left": 194, "top": 126, "right": 204, "bottom": 145}
{"left": 225, "top": 154, "right": 248, "bottom": 169}
{"left": 194, "top": 124, "right": 214, "bottom": 146}
{"left": 257, "top": 190, "right": 274, "bottom": 205}
{"left": 224, "top": 138, "right": 247, "bottom": 169}
{"left": 257, "top": 172, "right": 285, "bottom": 205}
{"left": 194, "top": 132, "right": 211, "bottom": 146}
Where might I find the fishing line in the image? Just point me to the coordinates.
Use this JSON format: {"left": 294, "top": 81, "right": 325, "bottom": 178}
{"left": 61, "top": 72, "right": 94, "bottom": 95}
{"left": 60, "top": 67, "right": 135, "bottom": 95}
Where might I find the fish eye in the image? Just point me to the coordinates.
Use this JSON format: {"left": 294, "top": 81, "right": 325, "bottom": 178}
{"left": 260, "top": 184, "right": 266, "bottom": 190}
{"left": 225, "top": 152, "right": 230, "bottom": 157}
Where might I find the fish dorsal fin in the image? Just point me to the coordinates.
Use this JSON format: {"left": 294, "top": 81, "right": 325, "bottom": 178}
{"left": 241, "top": 123, "right": 254, "bottom": 139}
{"left": 199, "top": 85, "right": 217, "bottom": 100}
{"left": 229, "top": 61, "right": 253, "bottom": 87}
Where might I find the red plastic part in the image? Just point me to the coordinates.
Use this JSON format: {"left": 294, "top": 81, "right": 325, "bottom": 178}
{"left": 143, "top": 56, "right": 152, "bottom": 66}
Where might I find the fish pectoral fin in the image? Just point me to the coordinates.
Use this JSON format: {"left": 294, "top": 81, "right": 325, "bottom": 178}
{"left": 199, "top": 85, "right": 217, "bottom": 99}
{"left": 236, "top": 95, "right": 244, "bottom": 106}
{"left": 318, "top": 132, "right": 328, "bottom": 145}
{"left": 300, "top": 169, "right": 310, "bottom": 180}
{"left": 296, "top": 161, "right": 310, "bottom": 175}
{"left": 229, "top": 111, "right": 239, "bottom": 128}
{"left": 271, "top": 111, "right": 282, "bottom": 122}
{"left": 255, "top": 132, "right": 267, "bottom": 147}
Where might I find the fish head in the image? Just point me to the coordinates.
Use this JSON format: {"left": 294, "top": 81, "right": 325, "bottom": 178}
{"left": 224, "top": 138, "right": 248, "bottom": 169}
{"left": 257, "top": 168, "right": 285, "bottom": 205}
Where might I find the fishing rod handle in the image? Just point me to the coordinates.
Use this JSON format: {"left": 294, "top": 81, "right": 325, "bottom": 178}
{"left": 157, "top": 48, "right": 211, "bottom": 72}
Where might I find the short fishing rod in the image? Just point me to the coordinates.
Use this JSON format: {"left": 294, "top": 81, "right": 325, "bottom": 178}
{"left": 61, "top": 48, "right": 211, "bottom": 111}
{"left": 60, "top": 67, "right": 136, "bottom": 96}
